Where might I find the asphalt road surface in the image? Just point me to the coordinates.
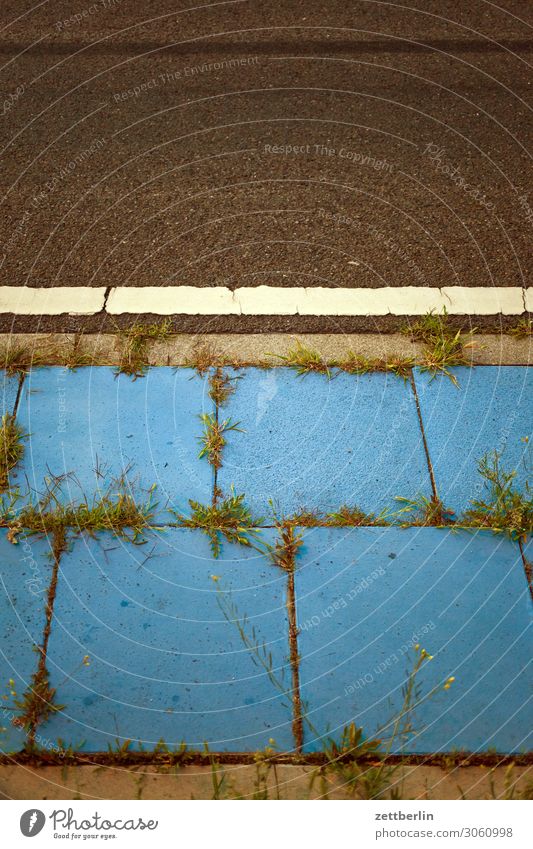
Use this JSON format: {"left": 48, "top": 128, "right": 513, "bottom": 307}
{"left": 0, "top": 0, "right": 531, "bottom": 331}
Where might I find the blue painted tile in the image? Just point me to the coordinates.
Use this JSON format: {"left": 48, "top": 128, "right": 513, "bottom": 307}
{"left": 218, "top": 369, "right": 431, "bottom": 517}
{"left": 0, "top": 369, "right": 20, "bottom": 417}
{"left": 0, "top": 530, "right": 55, "bottom": 753}
{"left": 295, "top": 527, "right": 532, "bottom": 754}
{"left": 414, "top": 367, "right": 532, "bottom": 515}
{"left": 40, "top": 530, "right": 294, "bottom": 752}
{"left": 15, "top": 367, "right": 213, "bottom": 522}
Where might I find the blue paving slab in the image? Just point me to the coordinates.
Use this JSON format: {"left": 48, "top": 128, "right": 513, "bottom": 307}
{"left": 295, "top": 526, "right": 532, "bottom": 754}
{"left": 414, "top": 367, "right": 532, "bottom": 515}
{"left": 40, "top": 529, "right": 294, "bottom": 752}
{"left": 0, "top": 369, "right": 20, "bottom": 417}
{"left": 0, "top": 530, "right": 55, "bottom": 754}
{"left": 14, "top": 367, "right": 213, "bottom": 523}
{"left": 218, "top": 368, "right": 431, "bottom": 518}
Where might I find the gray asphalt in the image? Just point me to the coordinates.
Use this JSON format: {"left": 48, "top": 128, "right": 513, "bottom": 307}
{"left": 0, "top": 1, "right": 531, "bottom": 330}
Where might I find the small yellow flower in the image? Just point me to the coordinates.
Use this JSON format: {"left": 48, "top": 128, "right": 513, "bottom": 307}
{"left": 82, "top": 655, "right": 90, "bottom": 667}
{"left": 211, "top": 575, "right": 220, "bottom": 583}
{"left": 447, "top": 676, "right": 455, "bottom": 683}
{"left": 414, "top": 644, "right": 420, "bottom": 651}
{"left": 443, "top": 683, "right": 451, "bottom": 690}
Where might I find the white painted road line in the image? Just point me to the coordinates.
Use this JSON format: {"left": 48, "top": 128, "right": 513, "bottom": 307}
{"left": 106, "top": 286, "right": 237, "bottom": 315}
{"left": 0, "top": 286, "right": 529, "bottom": 316}
{"left": 97, "top": 285, "right": 532, "bottom": 316}
{"left": 0, "top": 286, "right": 106, "bottom": 315}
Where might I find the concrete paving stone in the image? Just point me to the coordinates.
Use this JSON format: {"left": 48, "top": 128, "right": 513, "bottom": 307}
{"left": 1, "top": 334, "right": 530, "bottom": 368}
{"left": 0, "top": 530, "right": 55, "bottom": 754}
{"left": 1, "top": 763, "right": 531, "bottom": 801}
{"left": 295, "top": 527, "right": 532, "bottom": 754}
{"left": 40, "top": 530, "right": 294, "bottom": 752}
{"left": 218, "top": 368, "right": 431, "bottom": 517}
{"left": 413, "top": 367, "right": 532, "bottom": 515}
{"left": 0, "top": 370, "right": 20, "bottom": 418}
{"left": 14, "top": 367, "right": 213, "bottom": 522}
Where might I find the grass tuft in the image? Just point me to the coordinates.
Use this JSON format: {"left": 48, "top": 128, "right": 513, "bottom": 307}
{"left": 3, "top": 477, "right": 157, "bottom": 543}
{"left": 339, "top": 353, "right": 414, "bottom": 380}
{"left": 325, "top": 505, "right": 391, "bottom": 526}
{"left": 59, "top": 350, "right": 95, "bottom": 370}
{"left": 276, "top": 340, "right": 330, "bottom": 377}
{"left": 0, "top": 414, "right": 25, "bottom": 492}
{"left": 269, "top": 523, "right": 303, "bottom": 572}
{"left": 115, "top": 320, "right": 173, "bottom": 378}
{"left": 402, "top": 308, "right": 476, "bottom": 386}
{"left": 285, "top": 506, "right": 390, "bottom": 527}
{"left": 12, "top": 663, "right": 65, "bottom": 732}
{"left": 208, "top": 368, "right": 237, "bottom": 406}
{"left": 461, "top": 449, "right": 532, "bottom": 541}
{"left": 197, "top": 413, "right": 241, "bottom": 470}
{"left": 185, "top": 343, "right": 231, "bottom": 375}
{"left": 394, "top": 495, "right": 455, "bottom": 527}
{"left": 173, "top": 490, "right": 262, "bottom": 557}
{"left": 0, "top": 346, "right": 45, "bottom": 375}
{"left": 508, "top": 318, "right": 533, "bottom": 338}
{"left": 285, "top": 508, "right": 323, "bottom": 527}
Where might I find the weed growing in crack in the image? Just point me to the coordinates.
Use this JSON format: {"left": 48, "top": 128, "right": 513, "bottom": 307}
{"left": 508, "top": 319, "right": 532, "bottom": 339}
{"left": 208, "top": 368, "right": 237, "bottom": 406}
{"left": 59, "top": 349, "right": 95, "bottom": 371}
{"left": 311, "top": 722, "right": 383, "bottom": 799}
{"left": 0, "top": 345, "right": 45, "bottom": 375}
{"left": 274, "top": 315, "right": 475, "bottom": 384}
{"left": 339, "top": 353, "right": 414, "bottom": 381}
{"left": 325, "top": 504, "right": 391, "bottom": 527}
{"left": 2, "top": 477, "right": 158, "bottom": 543}
{"left": 461, "top": 449, "right": 532, "bottom": 541}
{"left": 268, "top": 523, "right": 304, "bottom": 573}
{"left": 313, "top": 646, "right": 454, "bottom": 800}
{"left": 5, "top": 651, "right": 91, "bottom": 736}
{"left": 394, "top": 495, "right": 455, "bottom": 527}
{"left": 285, "top": 508, "right": 323, "bottom": 527}
{"left": 0, "top": 414, "right": 25, "bottom": 492}
{"left": 276, "top": 340, "right": 330, "bottom": 377}
{"left": 282, "top": 505, "right": 390, "bottom": 528}
{"left": 115, "top": 320, "right": 173, "bottom": 378}
{"left": 9, "top": 663, "right": 65, "bottom": 733}
{"left": 197, "top": 412, "right": 242, "bottom": 470}
{"left": 402, "top": 308, "right": 476, "bottom": 386}
{"left": 172, "top": 490, "right": 262, "bottom": 558}
{"left": 184, "top": 343, "right": 232, "bottom": 375}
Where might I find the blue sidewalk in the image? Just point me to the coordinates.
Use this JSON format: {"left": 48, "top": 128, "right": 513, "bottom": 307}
{"left": 1, "top": 365, "right": 531, "bottom": 756}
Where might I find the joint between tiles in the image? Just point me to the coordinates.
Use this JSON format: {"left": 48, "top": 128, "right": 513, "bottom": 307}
{"left": 13, "top": 371, "right": 25, "bottom": 417}
{"left": 26, "top": 530, "right": 66, "bottom": 747}
{"left": 276, "top": 525, "right": 305, "bottom": 753}
{"left": 409, "top": 371, "right": 439, "bottom": 502}
{"left": 518, "top": 539, "right": 533, "bottom": 602}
